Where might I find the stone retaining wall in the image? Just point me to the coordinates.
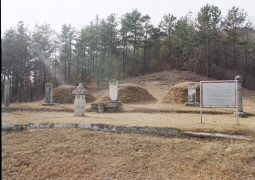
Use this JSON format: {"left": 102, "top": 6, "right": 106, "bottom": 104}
{"left": 2, "top": 123, "right": 249, "bottom": 140}
{"left": 2, "top": 123, "right": 180, "bottom": 136}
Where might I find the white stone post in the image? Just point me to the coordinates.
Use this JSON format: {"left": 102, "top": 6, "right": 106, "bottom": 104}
{"left": 235, "top": 75, "right": 247, "bottom": 117}
{"left": 109, "top": 79, "right": 118, "bottom": 101}
{"left": 72, "top": 83, "right": 88, "bottom": 117}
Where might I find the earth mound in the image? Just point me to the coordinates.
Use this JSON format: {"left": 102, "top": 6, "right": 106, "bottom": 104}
{"left": 162, "top": 82, "right": 200, "bottom": 104}
{"left": 52, "top": 85, "right": 97, "bottom": 104}
{"left": 97, "top": 83, "right": 157, "bottom": 104}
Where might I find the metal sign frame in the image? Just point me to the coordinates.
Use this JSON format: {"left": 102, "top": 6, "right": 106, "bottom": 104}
{"left": 200, "top": 80, "right": 239, "bottom": 124}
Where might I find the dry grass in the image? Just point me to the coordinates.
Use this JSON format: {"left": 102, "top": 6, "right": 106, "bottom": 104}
{"left": 2, "top": 70, "right": 255, "bottom": 179}
{"left": 2, "top": 110, "right": 255, "bottom": 137}
{"left": 2, "top": 128, "right": 255, "bottom": 180}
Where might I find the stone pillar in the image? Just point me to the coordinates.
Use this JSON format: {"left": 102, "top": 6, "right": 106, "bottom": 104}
{"left": 42, "top": 83, "right": 54, "bottom": 106}
{"left": 72, "top": 83, "right": 88, "bottom": 117}
{"left": 185, "top": 83, "right": 199, "bottom": 106}
{"left": 2, "top": 79, "right": 12, "bottom": 112}
{"left": 235, "top": 75, "right": 247, "bottom": 117}
{"left": 109, "top": 79, "right": 118, "bottom": 101}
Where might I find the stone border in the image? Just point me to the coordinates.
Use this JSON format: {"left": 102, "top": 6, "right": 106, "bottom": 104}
{"left": 2, "top": 123, "right": 179, "bottom": 136}
{"left": 182, "top": 131, "right": 249, "bottom": 140}
{"left": 27, "top": 123, "right": 77, "bottom": 128}
{"left": 26, "top": 123, "right": 180, "bottom": 136}
{"left": 1, "top": 123, "right": 250, "bottom": 140}
{"left": 2, "top": 123, "right": 22, "bottom": 130}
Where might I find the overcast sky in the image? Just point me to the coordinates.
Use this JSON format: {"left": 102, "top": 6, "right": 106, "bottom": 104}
{"left": 2, "top": 0, "right": 255, "bottom": 34}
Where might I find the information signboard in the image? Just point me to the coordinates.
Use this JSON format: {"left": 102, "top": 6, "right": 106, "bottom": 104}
{"left": 201, "top": 82, "right": 236, "bottom": 107}
{"left": 200, "top": 80, "right": 238, "bottom": 124}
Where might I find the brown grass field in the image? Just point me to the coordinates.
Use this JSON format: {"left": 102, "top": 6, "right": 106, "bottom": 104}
{"left": 2, "top": 70, "right": 255, "bottom": 179}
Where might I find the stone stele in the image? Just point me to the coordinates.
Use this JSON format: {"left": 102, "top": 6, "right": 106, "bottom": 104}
{"left": 109, "top": 79, "right": 118, "bottom": 101}
{"left": 185, "top": 82, "right": 199, "bottom": 106}
{"left": 42, "top": 83, "right": 55, "bottom": 106}
{"left": 2, "top": 79, "right": 12, "bottom": 113}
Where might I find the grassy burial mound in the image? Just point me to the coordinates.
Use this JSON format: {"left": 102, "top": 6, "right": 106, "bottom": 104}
{"left": 52, "top": 85, "right": 97, "bottom": 104}
{"left": 97, "top": 83, "right": 157, "bottom": 104}
{"left": 162, "top": 82, "right": 200, "bottom": 104}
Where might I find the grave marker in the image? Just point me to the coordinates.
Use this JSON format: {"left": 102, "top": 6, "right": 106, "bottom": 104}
{"left": 185, "top": 83, "right": 199, "bottom": 106}
{"left": 2, "top": 79, "right": 12, "bottom": 112}
{"left": 42, "top": 83, "right": 55, "bottom": 106}
{"left": 109, "top": 79, "right": 118, "bottom": 101}
{"left": 90, "top": 79, "right": 121, "bottom": 113}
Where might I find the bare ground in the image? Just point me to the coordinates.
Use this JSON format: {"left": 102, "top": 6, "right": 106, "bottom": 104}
{"left": 2, "top": 70, "right": 255, "bottom": 179}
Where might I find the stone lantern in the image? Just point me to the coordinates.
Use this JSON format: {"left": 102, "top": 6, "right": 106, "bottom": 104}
{"left": 72, "top": 83, "right": 89, "bottom": 116}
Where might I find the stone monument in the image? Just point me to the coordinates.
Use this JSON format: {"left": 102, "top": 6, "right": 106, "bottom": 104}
{"left": 185, "top": 82, "right": 199, "bottom": 106}
{"left": 105, "top": 79, "right": 121, "bottom": 111}
{"left": 91, "top": 79, "right": 121, "bottom": 113}
{"left": 42, "top": 83, "right": 55, "bottom": 106}
{"left": 72, "top": 83, "right": 88, "bottom": 116}
{"left": 2, "top": 78, "right": 12, "bottom": 112}
{"left": 234, "top": 75, "right": 247, "bottom": 117}
{"left": 109, "top": 79, "right": 118, "bottom": 101}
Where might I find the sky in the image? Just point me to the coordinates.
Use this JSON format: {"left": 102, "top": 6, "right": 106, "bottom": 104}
{"left": 1, "top": 0, "right": 255, "bottom": 34}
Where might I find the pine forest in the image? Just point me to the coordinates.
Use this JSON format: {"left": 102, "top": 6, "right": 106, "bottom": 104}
{"left": 1, "top": 5, "right": 255, "bottom": 103}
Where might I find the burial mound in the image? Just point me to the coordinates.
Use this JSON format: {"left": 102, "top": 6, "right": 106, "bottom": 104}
{"left": 162, "top": 82, "right": 200, "bottom": 104}
{"left": 97, "top": 83, "right": 157, "bottom": 104}
{"left": 52, "top": 85, "right": 96, "bottom": 104}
